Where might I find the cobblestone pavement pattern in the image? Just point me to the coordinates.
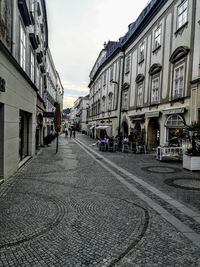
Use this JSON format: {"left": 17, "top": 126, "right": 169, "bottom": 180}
{"left": 0, "top": 134, "right": 200, "bottom": 266}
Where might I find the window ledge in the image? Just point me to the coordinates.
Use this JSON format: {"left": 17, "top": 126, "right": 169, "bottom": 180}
{"left": 170, "top": 96, "right": 185, "bottom": 104}
{"left": 152, "top": 45, "right": 161, "bottom": 54}
{"left": 174, "top": 22, "right": 188, "bottom": 36}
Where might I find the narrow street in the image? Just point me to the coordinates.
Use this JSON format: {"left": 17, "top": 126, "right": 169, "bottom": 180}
{"left": 0, "top": 133, "right": 200, "bottom": 266}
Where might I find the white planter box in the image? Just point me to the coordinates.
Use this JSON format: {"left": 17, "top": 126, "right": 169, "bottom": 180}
{"left": 183, "top": 154, "right": 200, "bottom": 171}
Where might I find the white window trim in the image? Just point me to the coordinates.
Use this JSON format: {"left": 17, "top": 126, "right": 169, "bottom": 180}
{"left": 154, "top": 26, "right": 161, "bottom": 50}
{"left": 139, "top": 43, "right": 145, "bottom": 63}
{"left": 173, "top": 63, "right": 185, "bottom": 100}
{"left": 151, "top": 77, "right": 159, "bottom": 104}
{"left": 177, "top": 0, "right": 188, "bottom": 30}
{"left": 20, "top": 22, "right": 26, "bottom": 71}
{"left": 30, "top": 49, "right": 35, "bottom": 82}
{"left": 137, "top": 83, "right": 143, "bottom": 107}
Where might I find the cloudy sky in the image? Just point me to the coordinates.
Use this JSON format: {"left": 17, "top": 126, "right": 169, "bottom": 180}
{"left": 47, "top": 0, "right": 149, "bottom": 108}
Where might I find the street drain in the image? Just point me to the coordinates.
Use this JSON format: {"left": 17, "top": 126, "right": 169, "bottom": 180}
{"left": 141, "top": 166, "right": 181, "bottom": 174}
{"left": 164, "top": 178, "right": 200, "bottom": 191}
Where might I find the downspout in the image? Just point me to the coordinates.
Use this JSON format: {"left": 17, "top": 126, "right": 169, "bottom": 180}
{"left": 118, "top": 49, "right": 125, "bottom": 135}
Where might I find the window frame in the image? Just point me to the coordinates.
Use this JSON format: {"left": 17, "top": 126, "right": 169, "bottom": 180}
{"left": 139, "top": 42, "right": 145, "bottom": 63}
{"left": 151, "top": 76, "right": 160, "bottom": 105}
{"left": 30, "top": 49, "right": 35, "bottom": 82}
{"left": 20, "top": 22, "right": 26, "bottom": 71}
{"left": 153, "top": 26, "right": 161, "bottom": 51}
{"left": 137, "top": 83, "right": 143, "bottom": 107}
{"left": 125, "top": 54, "right": 131, "bottom": 74}
{"left": 172, "top": 62, "right": 185, "bottom": 100}
{"left": 177, "top": 0, "right": 188, "bottom": 30}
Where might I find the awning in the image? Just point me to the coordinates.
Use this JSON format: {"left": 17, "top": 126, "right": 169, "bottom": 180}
{"left": 90, "top": 126, "right": 95, "bottom": 130}
{"left": 96, "top": 125, "right": 111, "bottom": 130}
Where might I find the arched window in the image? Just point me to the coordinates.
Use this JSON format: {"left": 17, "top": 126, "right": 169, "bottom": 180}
{"left": 165, "top": 114, "right": 185, "bottom": 127}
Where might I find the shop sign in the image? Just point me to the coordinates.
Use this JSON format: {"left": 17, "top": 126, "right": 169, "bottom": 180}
{"left": 43, "top": 111, "right": 54, "bottom": 118}
{"left": 163, "top": 108, "right": 185, "bottom": 115}
{"left": 145, "top": 111, "right": 160, "bottom": 118}
{"left": 0, "top": 77, "right": 6, "bottom": 92}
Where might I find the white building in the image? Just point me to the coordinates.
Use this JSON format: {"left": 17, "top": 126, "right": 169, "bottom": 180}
{"left": 88, "top": 0, "right": 200, "bottom": 148}
{"left": 0, "top": 0, "right": 63, "bottom": 180}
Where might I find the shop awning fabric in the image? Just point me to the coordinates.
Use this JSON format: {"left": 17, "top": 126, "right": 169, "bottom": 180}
{"left": 96, "top": 125, "right": 111, "bottom": 130}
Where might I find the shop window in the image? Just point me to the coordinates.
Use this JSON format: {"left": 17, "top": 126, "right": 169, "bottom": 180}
{"left": 165, "top": 114, "right": 185, "bottom": 146}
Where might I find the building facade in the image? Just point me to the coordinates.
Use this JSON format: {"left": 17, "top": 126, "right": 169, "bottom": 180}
{"left": 0, "top": 0, "right": 63, "bottom": 180}
{"left": 88, "top": 41, "right": 122, "bottom": 139}
{"left": 88, "top": 0, "right": 200, "bottom": 148}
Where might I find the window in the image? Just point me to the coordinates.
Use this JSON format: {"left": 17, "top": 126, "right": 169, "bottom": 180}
{"left": 173, "top": 64, "right": 184, "bottom": 99}
{"left": 154, "top": 26, "right": 161, "bottom": 50}
{"left": 102, "top": 97, "right": 106, "bottom": 113}
{"left": 103, "top": 72, "right": 106, "bottom": 86}
{"left": 20, "top": 22, "right": 26, "bottom": 71}
{"left": 110, "top": 66, "right": 114, "bottom": 81}
{"left": 177, "top": 0, "right": 188, "bottom": 29}
{"left": 108, "top": 93, "right": 113, "bottom": 111}
{"left": 151, "top": 78, "right": 159, "bottom": 104}
{"left": 139, "top": 43, "right": 145, "bottom": 63}
{"left": 122, "top": 91, "right": 129, "bottom": 111}
{"left": 30, "top": 50, "right": 35, "bottom": 82}
{"left": 137, "top": 84, "right": 143, "bottom": 107}
{"left": 125, "top": 55, "right": 131, "bottom": 73}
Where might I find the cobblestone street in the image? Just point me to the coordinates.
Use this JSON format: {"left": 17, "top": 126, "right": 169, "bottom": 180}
{"left": 0, "top": 134, "right": 200, "bottom": 266}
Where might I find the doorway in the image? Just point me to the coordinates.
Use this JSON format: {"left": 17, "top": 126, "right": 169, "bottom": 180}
{"left": 122, "top": 121, "right": 128, "bottom": 137}
{"left": 147, "top": 118, "right": 160, "bottom": 149}
{"left": 19, "top": 110, "right": 30, "bottom": 161}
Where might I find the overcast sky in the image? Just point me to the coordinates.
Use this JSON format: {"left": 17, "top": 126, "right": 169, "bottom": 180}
{"left": 47, "top": 0, "right": 150, "bottom": 108}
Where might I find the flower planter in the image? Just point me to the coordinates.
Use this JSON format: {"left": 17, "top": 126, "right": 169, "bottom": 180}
{"left": 183, "top": 154, "right": 200, "bottom": 171}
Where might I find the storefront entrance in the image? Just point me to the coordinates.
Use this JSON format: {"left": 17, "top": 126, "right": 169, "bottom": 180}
{"left": 19, "top": 110, "right": 31, "bottom": 161}
{"left": 147, "top": 118, "right": 160, "bottom": 149}
{"left": 0, "top": 104, "right": 4, "bottom": 178}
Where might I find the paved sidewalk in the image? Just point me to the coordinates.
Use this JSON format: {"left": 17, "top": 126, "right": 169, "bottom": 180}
{"left": 0, "top": 135, "right": 200, "bottom": 266}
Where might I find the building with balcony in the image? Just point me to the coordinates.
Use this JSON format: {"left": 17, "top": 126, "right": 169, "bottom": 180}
{"left": 0, "top": 0, "right": 63, "bottom": 180}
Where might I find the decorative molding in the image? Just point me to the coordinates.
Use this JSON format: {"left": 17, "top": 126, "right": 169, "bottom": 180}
{"left": 169, "top": 46, "right": 190, "bottom": 64}
{"left": 149, "top": 64, "right": 162, "bottom": 75}
{"left": 135, "top": 74, "right": 145, "bottom": 84}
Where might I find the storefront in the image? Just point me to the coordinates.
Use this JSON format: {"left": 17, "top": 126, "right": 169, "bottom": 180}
{"left": 19, "top": 110, "right": 31, "bottom": 161}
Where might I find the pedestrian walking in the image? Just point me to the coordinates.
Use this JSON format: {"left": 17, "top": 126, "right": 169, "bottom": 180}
{"left": 69, "top": 128, "right": 72, "bottom": 138}
{"left": 73, "top": 130, "right": 76, "bottom": 138}
{"left": 65, "top": 128, "right": 68, "bottom": 138}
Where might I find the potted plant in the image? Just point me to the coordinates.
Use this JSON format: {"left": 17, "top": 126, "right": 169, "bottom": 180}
{"left": 183, "top": 122, "right": 200, "bottom": 171}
